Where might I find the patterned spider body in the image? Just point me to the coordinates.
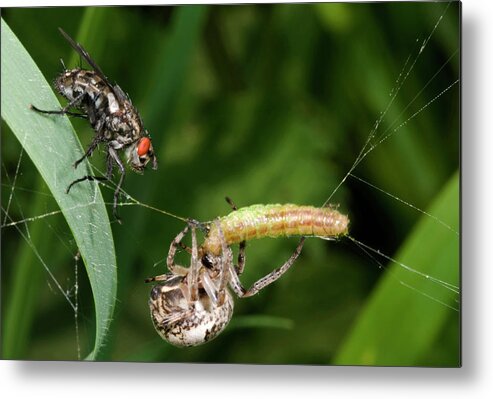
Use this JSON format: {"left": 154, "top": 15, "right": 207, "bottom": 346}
{"left": 149, "top": 274, "right": 234, "bottom": 347}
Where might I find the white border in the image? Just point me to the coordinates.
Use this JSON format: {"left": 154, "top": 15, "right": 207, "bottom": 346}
{"left": 2, "top": 0, "right": 492, "bottom": 397}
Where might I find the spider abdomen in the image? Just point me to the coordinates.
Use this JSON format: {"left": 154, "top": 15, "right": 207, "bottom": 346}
{"left": 203, "top": 204, "right": 349, "bottom": 256}
{"left": 149, "top": 276, "right": 234, "bottom": 347}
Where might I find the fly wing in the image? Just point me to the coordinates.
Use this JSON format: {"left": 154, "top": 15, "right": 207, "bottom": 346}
{"left": 58, "top": 28, "right": 111, "bottom": 85}
{"left": 112, "top": 84, "right": 131, "bottom": 104}
{"left": 58, "top": 28, "right": 129, "bottom": 103}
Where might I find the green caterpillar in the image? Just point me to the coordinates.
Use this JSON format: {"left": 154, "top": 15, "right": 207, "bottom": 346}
{"left": 203, "top": 204, "right": 349, "bottom": 256}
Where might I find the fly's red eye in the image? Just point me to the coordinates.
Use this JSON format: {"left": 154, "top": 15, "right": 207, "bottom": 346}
{"left": 137, "top": 137, "right": 151, "bottom": 156}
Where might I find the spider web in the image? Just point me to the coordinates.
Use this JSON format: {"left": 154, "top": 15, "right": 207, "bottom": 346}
{"left": 0, "top": 2, "right": 460, "bottom": 361}
{"left": 317, "top": 0, "right": 460, "bottom": 312}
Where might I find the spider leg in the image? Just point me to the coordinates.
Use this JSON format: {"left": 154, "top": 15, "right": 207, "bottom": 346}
{"left": 236, "top": 241, "right": 246, "bottom": 276}
{"left": 144, "top": 273, "right": 172, "bottom": 283}
{"left": 159, "top": 308, "right": 195, "bottom": 327}
{"left": 150, "top": 224, "right": 190, "bottom": 283}
{"left": 214, "top": 219, "right": 234, "bottom": 306}
{"left": 227, "top": 264, "right": 247, "bottom": 298}
{"left": 178, "top": 242, "right": 192, "bottom": 254}
{"left": 166, "top": 224, "right": 190, "bottom": 274}
{"left": 201, "top": 271, "right": 219, "bottom": 305}
{"left": 225, "top": 196, "right": 247, "bottom": 275}
{"left": 187, "top": 224, "right": 200, "bottom": 302}
{"left": 148, "top": 225, "right": 191, "bottom": 282}
{"left": 229, "top": 237, "right": 306, "bottom": 298}
{"left": 198, "top": 220, "right": 234, "bottom": 306}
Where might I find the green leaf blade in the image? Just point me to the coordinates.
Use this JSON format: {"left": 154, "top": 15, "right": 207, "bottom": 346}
{"left": 1, "top": 19, "right": 117, "bottom": 360}
{"left": 334, "top": 171, "right": 459, "bottom": 366}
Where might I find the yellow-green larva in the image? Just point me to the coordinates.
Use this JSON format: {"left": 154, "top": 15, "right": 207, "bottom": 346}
{"left": 203, "top": 204, "right": 349, "bottom": 256}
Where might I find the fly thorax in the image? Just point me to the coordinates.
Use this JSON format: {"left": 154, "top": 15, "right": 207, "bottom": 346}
{"left": 106, "top": 92, "right": 120, "bottom": 114}
{"left": 93, "top": 93, "right": 105, "bottom": 110}
{"left": 106, "top": 115, "right": 127, "bottom": 132}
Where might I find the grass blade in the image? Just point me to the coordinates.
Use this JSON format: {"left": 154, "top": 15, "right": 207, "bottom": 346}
{"left": 1, "top": 18, "right": 117, "bottom": 360}
{"left": 334, "top": 171, "right": 459, "bottom": 366}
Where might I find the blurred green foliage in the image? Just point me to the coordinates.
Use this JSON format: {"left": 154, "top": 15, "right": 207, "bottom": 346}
{"left": 1, "top": 2, "right": 459, "bottom": 365}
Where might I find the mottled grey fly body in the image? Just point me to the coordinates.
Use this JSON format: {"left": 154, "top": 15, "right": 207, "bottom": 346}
{"left": 31, "top": 28, "right": 157, "bottom": 222}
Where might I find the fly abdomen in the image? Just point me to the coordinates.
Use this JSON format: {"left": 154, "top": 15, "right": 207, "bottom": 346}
{"left": 55, "top": 69, "right": 110, "bottom": 106}
{"left": 203, "top": 204, "right": 349, "bottom": 256}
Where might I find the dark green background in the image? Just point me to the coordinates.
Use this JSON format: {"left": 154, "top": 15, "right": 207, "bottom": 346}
{"left": 1, "top": 2, "right": 460, "bottom": 364}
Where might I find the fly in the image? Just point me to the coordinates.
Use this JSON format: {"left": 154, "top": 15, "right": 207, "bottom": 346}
{"left": 30, "top": 28, "right": 158, "bottom": 222}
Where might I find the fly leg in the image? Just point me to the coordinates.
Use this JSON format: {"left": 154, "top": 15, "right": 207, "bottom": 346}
{"left": 66, "top": 137, "right": 108, "bottom": 190}
{"left": 65, "top": 145, "right": 124, "bottom": 223}
{"left": 30, "top": 92, "right": 86, "bottom": 117}
{"left": 105, "top": 150, "right": 114, "bottom": 180}
{"left": 73, "top": 134, "right": 106, "bottom": 169}
{"left": 66, "top": 175, "right": 109, "bottom": 195}
{"left": 107, "top": 146, "right": 125, "bottom": 223}
{"left": 31, "top": 105, "right": 87, "bottom": 119}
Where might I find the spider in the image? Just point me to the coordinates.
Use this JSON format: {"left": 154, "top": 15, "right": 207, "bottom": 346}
{"left": 146, "top": 198, "right": 349, "bottom": 347}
